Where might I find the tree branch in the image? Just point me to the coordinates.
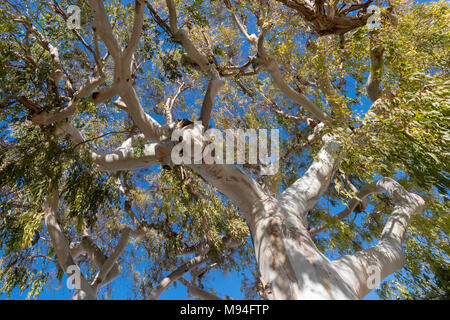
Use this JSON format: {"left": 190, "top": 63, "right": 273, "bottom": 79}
{"left": 366, "top": 42, "right": 384, "bottom": 102}
{"left": 87, "top": 0, "right": 122, "bottom": 60}
{"left": 165, "top": 0, "right": 220, "bottom": 79}
{"left": 165, "top": 82, "right": 186, "bottom": 125}
{"left": 223, "top": 0, "right": 257, "bottom": 45}
{"left": 178, "top": 278, "right": 222, "bottom": 300}
{"left": 78, "top": 236, "right": 120, "bottom": 289}
{"left": 93, "top": 227, "right": 132, "bottom": 288}
{"left": 44, "top": 185, "right": 96, "bottom": 300}
{"left": 309, "top": 182, "right": 377, "bottom": 237}
{"left": 148, "top": 255, "right": 207, "bottom": 300}
{"left": 88, "top": 0, "right": 170, "bottom": 142}
{"left": 199, "top": 78, "right": 225, "bottom": 128}
{"left": 92, "top": 139, "right": 175, "bottom": 172}
{"left": 32, "top": 75, "right": 107, "bottom": 125}
{"left": 256, "top": 25, "right": 332, "bottom": 122}
{"left": 275, "top": 0, "right": 372, "bottom": 36}
{"left": 123, "top": 0, "right": 146, "bottom": 69}
{"left": 279, "top": 133, "right": 341, "bottom": 224}
{"left": 333, "top": 177, "right": 425, "bottom": 299}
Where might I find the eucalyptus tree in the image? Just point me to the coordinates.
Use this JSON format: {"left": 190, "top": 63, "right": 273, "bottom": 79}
{"left": 0, "top": 0, "right": 448, "bottom": 300}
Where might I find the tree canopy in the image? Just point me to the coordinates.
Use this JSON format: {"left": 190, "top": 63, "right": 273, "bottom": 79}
{"left": 0, "top": 0, "right": 448, "bottom": 300}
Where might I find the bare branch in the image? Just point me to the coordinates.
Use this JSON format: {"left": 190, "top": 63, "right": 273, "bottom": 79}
{"left": 164, "top": 0, "right": 220, "bottom": 78}
{"left": 223, "top": 0, "right": 257, "bottom": 45}
{"left": 189, "top": 163, "right": 269, "bottom": 220}
{"left": 92, "top": 139, "right": 175, "bottom": 172}
{"left": 148, "top": 255, "right": 207, "bottom": 300}
{"left": 87, "top": 0, "right": 170, "bottom": 141}
{"left": 165, "top": 0, "right": 178, "bottom": 32}
{"left": 259, "top": 90, "right": 308, "bottom": 122}
{"left": 78, "top": 236, "right": 120, "bottom": 288}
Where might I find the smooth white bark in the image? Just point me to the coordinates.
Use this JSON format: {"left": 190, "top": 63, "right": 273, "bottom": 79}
{"left": 45, "top": 185, "right": 143, "bottom": 299}
{"left": 333, "top": 177, "right": 425, "bottom": 299}
{"left": 44, "top": 188, "right": 97, "bottom": 300}
{"left": 279, "top": 134, "right": 341, "bottom": 225}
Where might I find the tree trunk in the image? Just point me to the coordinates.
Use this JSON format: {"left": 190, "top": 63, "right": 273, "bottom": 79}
{"left": 247, "top": 199, "right": 358, "bottom": 299}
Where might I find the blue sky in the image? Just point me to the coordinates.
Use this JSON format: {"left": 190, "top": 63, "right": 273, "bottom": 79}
{"left": 0, "top": 267, "right": 386, "bottom": 300}
{"left": 0, "top": 261, "right": 388, "bottom": 300}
